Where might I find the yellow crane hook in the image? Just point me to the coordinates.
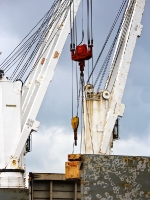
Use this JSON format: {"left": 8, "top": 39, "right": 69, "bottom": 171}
{"left": 71, "top": 116, "right": 79, "bottom": 146}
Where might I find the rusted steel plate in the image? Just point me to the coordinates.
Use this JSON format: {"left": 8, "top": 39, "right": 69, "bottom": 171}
{"left": 0, "top": 188, "right": 29, "bottom": 200}
{"left": 81, "top": 155, "right": 150, "bottom": 200}
{"left": 29, "top": 172, "right": 66, "bottom": 180}
{"left": 29, "top": 173, "right": 81, "bottom": 200}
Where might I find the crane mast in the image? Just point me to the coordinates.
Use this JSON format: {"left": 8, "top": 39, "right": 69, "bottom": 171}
{"left": 0, "top": 0, "right": 147, "bottom": 190}
{"left": 0, "top": 0, "right": 81, "bottom": 188}
{"left": 82, "top": 0, "right": 146, "bottom": 154}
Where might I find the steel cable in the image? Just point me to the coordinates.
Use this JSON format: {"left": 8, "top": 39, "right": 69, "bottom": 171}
{"left": 87, "top": 0, "right": 90, "bottom": 44}
{"left": 94, "top": 11, "right": 125, "bottom": 91}
{"left": 87, "top": 0, "right": 128, "bottom": 84}
{"left": 15, "top": 0, "right": 69, "bottom": 80}
{"left": 90, "top": 0, "right": 93, "bottom": 44}
{"left": 1, "top": 0, "right": 59, "bottom": 71}
{"left": 24, "top": 0, "right": 70, "bottom": 82}
{"left": 15, "top": 1, "right": 68, "bottom": 80}
{"left": 4, "top": 5, "right": 56, "bottom": 76}
{"left": 1, "top": 0, "right": 70, "bottom": 82}
{"left": 105, "top": 0, "right": 134, "bottom": 92}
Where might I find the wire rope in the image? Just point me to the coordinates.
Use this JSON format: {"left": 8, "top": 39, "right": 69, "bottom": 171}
{"left": 105, "top": 0, "right": 134, "bottom": 91}
{"left": 90, "top": 0, "right": 93, "bottom": 44}
{"left": 18, "top": 0, "right": 70, "bottom": 81}
{"left": 16, "top": 0, "right": 69, "bottom": 81}
{"left": 1, "top": 0, "right": 59, "bottom": 71}
{"left": 87, "top": 0, "right": 128, "bottom": 84}
{"left": 24, "top": 1, "right": 70, "bottom": 82}
{"left": 0, "top": 0, "right": 59, "bottom": 70}
{"left": 1, "top": 0, "right": 70, "bottom": 82}
{"left": 87, "top": 0, "right": 90, "bottom": 44}
{"left": 72, "top": 60, "right": 74, "bottom": 118}
{"left": 80, "top": 75, "right": 86, "bottom": 154}
{"left": 76, "top": 62, "right": 79, "bottom": 114}
{"left": 96, "top": 0, "right": 131, "bottom": 92}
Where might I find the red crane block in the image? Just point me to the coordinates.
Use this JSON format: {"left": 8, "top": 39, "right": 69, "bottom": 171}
{"left": 71, "top": 44, "right": 93, "bottom": 73}
{"left": 71, "top": 44, "right": 92, "bottom": 61}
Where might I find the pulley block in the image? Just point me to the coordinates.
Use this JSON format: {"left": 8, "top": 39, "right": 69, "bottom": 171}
{"left": 71, "top": 44, "right": 92, "bottom": 62}
{"left": 71, "top": 44, "right": 93, "bottom": 73}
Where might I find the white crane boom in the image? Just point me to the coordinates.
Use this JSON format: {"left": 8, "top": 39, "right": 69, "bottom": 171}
{"left": 82, "top": 0, "right": 146, "bottom": 154}
{"left": 12, "top": 0, "right": 81, "bottom": 161}
{"left": 0, "top": 0, "right": 81, "bottom": 188}
{"left": 0, "top": 0, "right": 147, "bottom": 189}
{"left": 100, "top": 0, "right": 146, "bottom": 154}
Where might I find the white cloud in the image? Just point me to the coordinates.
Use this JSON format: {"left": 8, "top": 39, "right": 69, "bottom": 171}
{"left": 0, "top": 31, "right": 20, "bottom": 60}
{"left": 1, "top": 0, "right": 150, "bottom": 189}
{"left": 0, "top": 31, "right": 20, "bottom": 77}
{"left": 113, "top": 136, "right": 150, "bottom": 156}
{"left": 26, "top": 125, "right": 150, "bottom": 175}
{"left": 25, "top": 125, "right": 150, "bottom": 187}
{"left": 26, "top": 126, "right": 80, "bottom": 174}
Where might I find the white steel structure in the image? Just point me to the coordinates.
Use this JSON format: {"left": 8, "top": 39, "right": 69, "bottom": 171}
{"left": 0, "top": 0, "right": 81, "bottom": 188}
{"left": 0, "top": 0, "right": 147, "bottom": 189}
{"left": 82, "top": 0, "right": 146, "bottom": 154}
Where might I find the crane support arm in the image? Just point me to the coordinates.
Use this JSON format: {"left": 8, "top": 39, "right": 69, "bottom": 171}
{"left": 7, "top": 0, "right": 81, "bottom": 165}
{"left": 100, "top": 0, "right": 146, "bottom": 154}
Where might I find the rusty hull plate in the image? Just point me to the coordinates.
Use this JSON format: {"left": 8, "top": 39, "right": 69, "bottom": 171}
{"left": 81, "top": 155, "right": 150, "bottom": 200}
{"left": 0, "top": 188, "right": 29, "bottom": 200}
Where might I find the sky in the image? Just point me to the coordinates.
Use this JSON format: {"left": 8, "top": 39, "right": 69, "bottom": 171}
{"left": 0, "top": 0, "right": 150, "bottom": 183}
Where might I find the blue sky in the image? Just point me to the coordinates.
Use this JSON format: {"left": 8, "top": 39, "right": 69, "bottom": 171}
{"left": 0, "top": 0, "right": 150, "bottom": 180}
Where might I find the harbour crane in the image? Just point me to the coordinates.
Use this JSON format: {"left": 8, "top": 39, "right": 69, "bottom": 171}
{"left": 0, "top": 0, "right": 146, "bottom": 189}
{"left": 81, "top": 0, "right": 146, "bottom": 155}
{"left": 0, "top": 0, "right": 81, "bottom": 188}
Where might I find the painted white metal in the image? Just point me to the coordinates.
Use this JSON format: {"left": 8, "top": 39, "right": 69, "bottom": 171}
{"left": 82, "top": 86, "right": 109, "bottom": 154}
{"left": 0, "top": 172, "right": 25, "bottom": 188}
{"left": 82, "top": 0, "right": 146, "bottom": 154}
{"left": 100, "top": 0, "right": 146, "bottom": 154}
{"left": 0, "top": 76, "right": 25, "bottom": 187}
{"left": 0, "top": 0, "right": 146, "bottom": 188}
{"left": 3, "top": 0, "right": 81, "bottom": 187}
{"left": 0, "top": 77, "right": 22, "bottom": 168}
{"left": 0, "top": 0, "right": 81, "bottom": 188}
